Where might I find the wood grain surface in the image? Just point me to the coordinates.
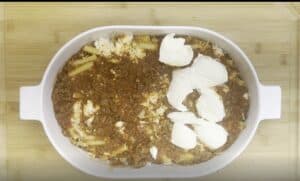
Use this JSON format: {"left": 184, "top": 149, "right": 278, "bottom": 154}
{"left": 0, "top": 2, "right": 299, "bottom": 181}
{"left": 0, "top": 3, "right": 6, "bottom": 181}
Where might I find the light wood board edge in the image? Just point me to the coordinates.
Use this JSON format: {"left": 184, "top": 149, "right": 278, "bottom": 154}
{"left": 295, "top": 12, "right": 300, "bottom": 181}
{"left": 295, "top": 5, "right": 300, "bottom": 180}
{"left": 1, "top": 2, "right": 293, "bottom": 7}
{"left": 259, "top": 3, "right": 300, "bottom": 179}
{"left": 292, "top": 9, "right": 299, "bottom": 181}
{"left": 287, "top": 2, "right": 300, "bottom": 179}
{"left": 0, "top": 2, "right": 6, "bottom": 181}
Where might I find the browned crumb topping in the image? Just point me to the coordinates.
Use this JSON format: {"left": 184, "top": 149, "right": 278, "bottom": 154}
{"left": 52, "top": 34, "right": 249, "bottom": 168}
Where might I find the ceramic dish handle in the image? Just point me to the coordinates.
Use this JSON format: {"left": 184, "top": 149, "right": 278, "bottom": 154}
{"left": 19, "top": 84, "right": 42, "bottom": 121}
{"left": 259, "top": 84, "right": 281, "bottom": 121}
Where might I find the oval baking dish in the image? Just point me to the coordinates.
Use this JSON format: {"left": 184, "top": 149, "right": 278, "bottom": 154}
{"left": 19, "top": 26, "right": 281, "bottom": 179}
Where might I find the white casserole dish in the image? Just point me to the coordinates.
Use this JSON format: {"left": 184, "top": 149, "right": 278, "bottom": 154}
{"left": 19, "top": 26, "right": 281, "bottom": 179}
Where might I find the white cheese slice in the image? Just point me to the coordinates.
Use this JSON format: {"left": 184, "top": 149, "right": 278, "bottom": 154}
{"left": 167, "top": 111, "right": 200, "bottom": 125}
{"left": 149, "top": 146, "right": 158, "bottom": 160}
{"left": 166, "top": 53, "right": 228, "bottom": 112}
{"left": 193, "top": 120, "right": 228, "bottom": 150}
{"left": 171, "top": 123, "right": 197, "bottom": 150}
{"left": 190, "top": 54, "right": 228, "bottom": 88}
{"left": 168, "top": 111, "right": 228, "bottom": 150}
{"left": 196, "top": 88, "right": 226, "bottom": 123}
{"left": 167, "top": 68, "right": 194, "bottom": 111}
{"left": 159, "top": 33, "right": 194, "bottom": 67}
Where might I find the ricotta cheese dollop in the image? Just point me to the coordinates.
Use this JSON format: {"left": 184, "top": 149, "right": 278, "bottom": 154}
{"left": 159, "top": 33, "right": 194, "bottom": 67}
{"left": 196, "top": 88, "right": 226, "bottom": 123}
{"left": 171, "top": 123, "right": 197, "bottom": 150}
{"left": 167, "top": 54, "right": 228, "bottom": 111}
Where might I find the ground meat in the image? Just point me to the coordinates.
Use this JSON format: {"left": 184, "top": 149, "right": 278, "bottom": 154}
{"left": 52, "top": 34, "right": 249, "bottom": 168}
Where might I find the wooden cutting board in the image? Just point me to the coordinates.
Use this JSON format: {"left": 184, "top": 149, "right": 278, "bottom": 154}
{"left": 0, "top": 2, "right": 299, "bottom": 181}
